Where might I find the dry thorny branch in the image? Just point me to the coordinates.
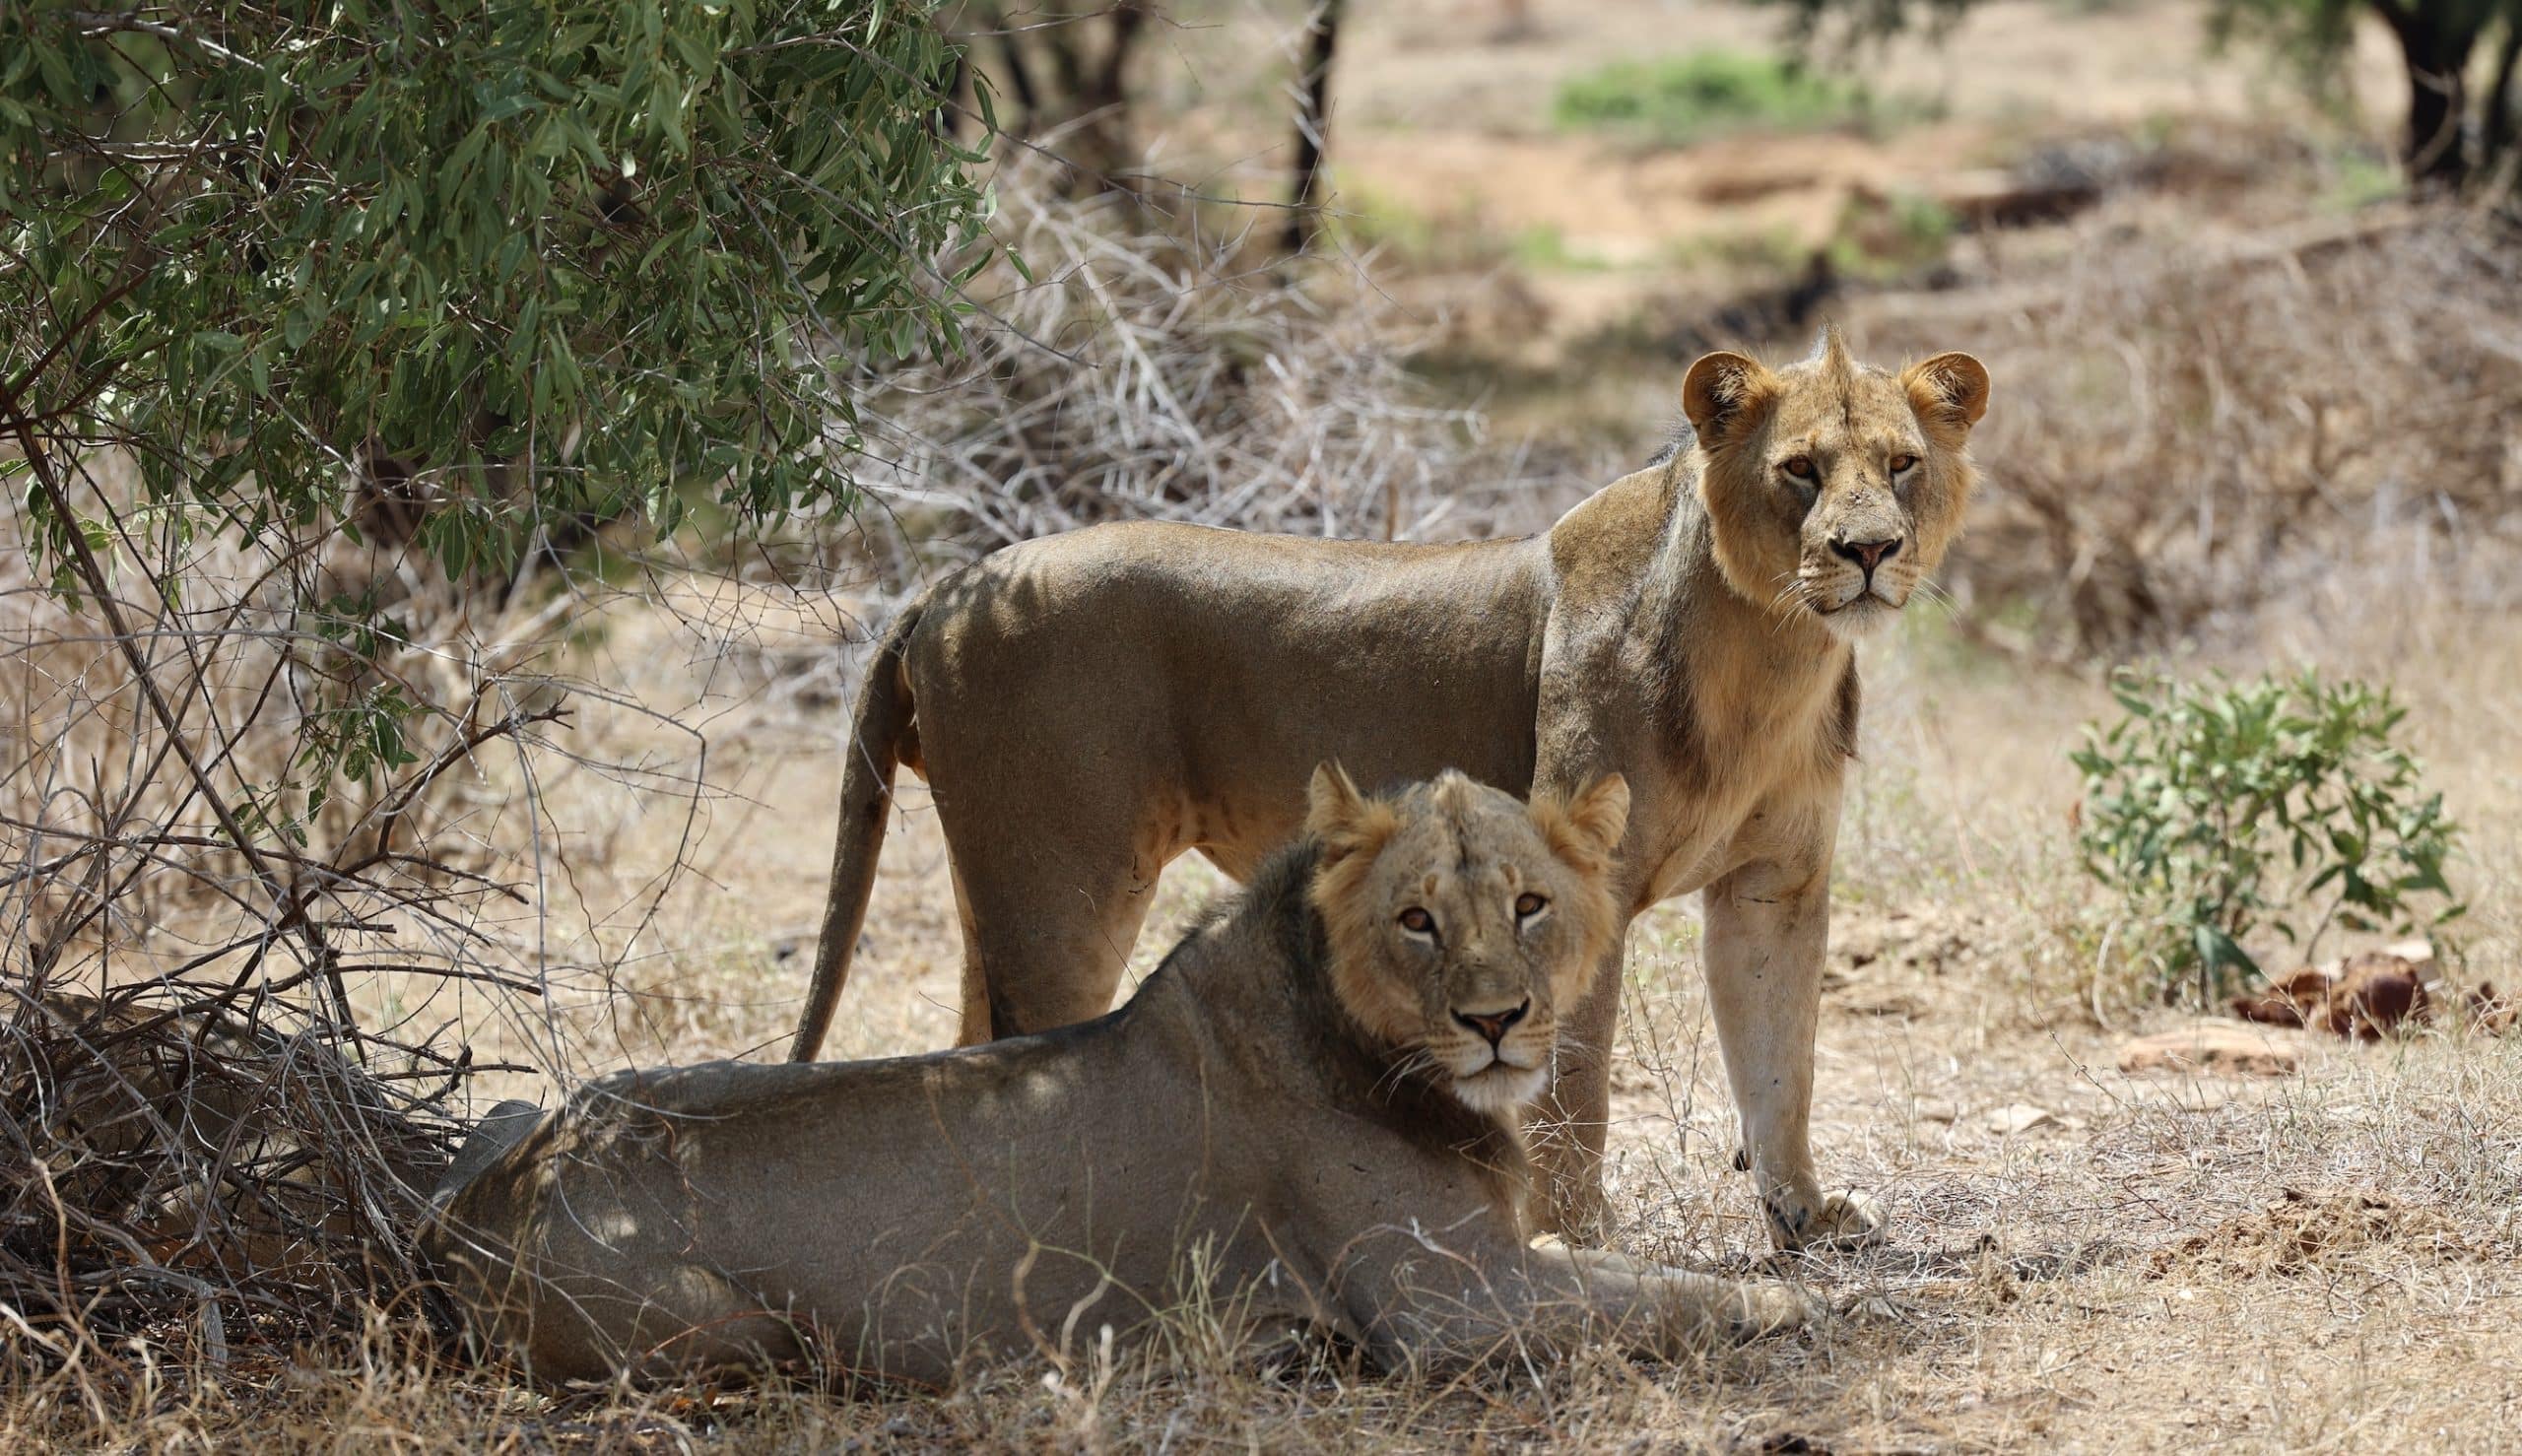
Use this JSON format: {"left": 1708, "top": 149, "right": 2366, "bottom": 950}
{"left": 834, "top": 166, "right": 1549, "bottom": 583}
{"left": 0, "top": 444, "right": 650, "bottom": 1367}
{"left": 1867, "top": 208, "right": 2522, "bottom": 655}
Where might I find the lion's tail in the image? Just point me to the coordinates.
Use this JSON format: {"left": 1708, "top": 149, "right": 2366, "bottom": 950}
{"left": 789, "top": 596, "right": 925, "bottom": 1062}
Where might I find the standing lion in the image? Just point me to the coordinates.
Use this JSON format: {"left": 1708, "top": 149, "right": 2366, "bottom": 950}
{"left": 792, "top": 327, "right": 1989, "bottom": 1246}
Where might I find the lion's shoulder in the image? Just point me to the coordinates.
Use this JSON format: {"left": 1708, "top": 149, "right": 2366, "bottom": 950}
{"left": 1546, "top": 463, "right": 1685, "bottom": 613}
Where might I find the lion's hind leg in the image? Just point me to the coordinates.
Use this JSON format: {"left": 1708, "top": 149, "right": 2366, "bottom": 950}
{"left": 938, "top": 797, "right": 1175, "bottom": 1045}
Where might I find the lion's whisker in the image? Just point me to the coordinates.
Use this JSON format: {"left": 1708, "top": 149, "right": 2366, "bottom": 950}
{"left": 1770, "top": 579, "right": 1824, "bottom": 637}
{"left": 1372, "top": 1045, "right": 1443, "bottom": 1101}
{"left": 1912, "top": 576, "right": 1961, "bottom": 619}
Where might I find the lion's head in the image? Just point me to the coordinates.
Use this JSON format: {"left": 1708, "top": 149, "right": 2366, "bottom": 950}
{"left": 1303, "top": 765, "right": 1629, "bottom": 1117}
{"left": 1683, "top": 326, "right": 1991, "bottom": 639}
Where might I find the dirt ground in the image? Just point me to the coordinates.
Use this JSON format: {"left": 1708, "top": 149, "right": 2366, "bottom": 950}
{"left": 1328, "top": 0, "right": 2392, "bottom": 251}
{"left": 1147, "top": 0, "right": 2411, "bottom": 350}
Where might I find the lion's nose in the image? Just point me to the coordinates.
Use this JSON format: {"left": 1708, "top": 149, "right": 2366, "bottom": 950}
{"left": 1830, "top": 536, "right": 1903, "bottom": 574}
{"left": 1451, "top": 1000, "right": 1530, "bottom": 1048}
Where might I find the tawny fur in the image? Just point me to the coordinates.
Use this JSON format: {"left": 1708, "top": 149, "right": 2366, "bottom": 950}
{"left": 425, "top": 775, "right": 1814, "bottom": 1385}
{"left": 790, "top": 328, "right": 1990, "bottom": 1246}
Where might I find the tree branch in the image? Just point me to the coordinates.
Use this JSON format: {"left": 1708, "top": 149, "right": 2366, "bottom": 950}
{"left": 69, "top": 11, "right": 265, "bottom": 71}
{"left": 0, "top": 386, "right": 361, "bottom": 1052}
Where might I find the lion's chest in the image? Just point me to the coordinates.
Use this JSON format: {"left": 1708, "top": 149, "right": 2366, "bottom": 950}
{"left": 1636, "top": 800, "right": 1767, "bottom": 908}
{"left": 1631, "top": 701, "right": 1842, "bottom": 910}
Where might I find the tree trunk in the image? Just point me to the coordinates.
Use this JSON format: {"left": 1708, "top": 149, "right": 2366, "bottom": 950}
{"left": 2484, "top": 16, "right": 2522, "bottom": 175}
{"left": 2380, "top": 5, "right": 2478, "bottom": 190}
{"left": 1019, "top": 4, "right": 1145, "bottom": 193}
{"left": 1282, "top": 0, "right": 1347, "bottom": 255}
{"left": 1080, "top": 3, "right": 1147, "bottom": 189}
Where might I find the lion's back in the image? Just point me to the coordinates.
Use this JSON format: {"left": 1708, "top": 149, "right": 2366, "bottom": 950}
{"left": 896, "top": 521, "right": 1549, "bottom": 806}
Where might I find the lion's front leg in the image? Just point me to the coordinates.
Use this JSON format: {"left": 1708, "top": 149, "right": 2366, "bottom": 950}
{"left": 1527, "top": 924, "right": 1626, "bottom": 1244}
{"left": 1346, "top": 1229, "right": 1818, "bottom": 1373}
{"left": 1702, "top": 845, "right": 1883, "bottom": 1253}
{"left": 1341, "top": 1221, "right": 1816, "bottom": 1372}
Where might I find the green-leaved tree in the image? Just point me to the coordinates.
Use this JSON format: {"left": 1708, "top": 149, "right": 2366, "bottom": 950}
{"left": 0, "top": 1, "right": 993, "bottom": 1015}
{"left": 2, "top": 0, "right": 990, "bottom": 582}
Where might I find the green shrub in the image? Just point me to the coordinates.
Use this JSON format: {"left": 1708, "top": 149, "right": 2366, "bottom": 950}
{"left": 2071, "top": 669, "right": 2464, "bottom": 1003}
{"left": 1825, "top": 189, "right": 1958, "bottom": 278}
{"left": 1553, "top": 50, "right": 1878, "bottom": 146}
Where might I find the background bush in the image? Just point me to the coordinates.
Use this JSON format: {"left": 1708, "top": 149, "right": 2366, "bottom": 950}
{"left": 2072, "top": 668, "right": 2465, "bottom": 1003}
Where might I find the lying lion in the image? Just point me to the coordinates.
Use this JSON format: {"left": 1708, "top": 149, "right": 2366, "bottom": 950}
{"left": 792, "top": 326, "right": 1990, "bottom": 1246}
{"left": 423, "top": 769, "right": 1817, "bottom": 1383}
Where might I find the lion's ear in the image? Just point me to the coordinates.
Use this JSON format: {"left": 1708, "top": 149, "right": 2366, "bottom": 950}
{"left": 1682, "top": 351, "right": 1780, "bottom": 448}
{"left": 1568, "top": 773, "right": 1630, "bottom": 861}
{"left": 1307, "top": 762, "right": 1396, "bottom": 868}
{"left": 1533, "top": 772, "right": 1629, "bottom": 878}
{"left": 1900, "top": 351, "right": 1990, "bottom": 444}
{"left": 1306, "top": 761, "right": 1365, "bottom": 837}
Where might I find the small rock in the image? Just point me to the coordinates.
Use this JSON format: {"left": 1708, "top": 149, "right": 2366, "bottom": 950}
{"left": 1838, "top": 991, "right": 1925, "bottom": 1020}
{"left": 1986, "top": 1102, "right": 2057, "bottom": 1135}
{"left": 2229, "top": 963, "right": 2341, "bottom": 1027}
{"left": 2119, "top": 1023, "right": 2302, "bottom": 1077}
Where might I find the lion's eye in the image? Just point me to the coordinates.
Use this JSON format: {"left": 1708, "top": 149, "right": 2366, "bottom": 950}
{"left": 1398, "top": 907, "right": 1435, "bottom": 936}
{"left": 1514, "top": 892, "right": 1548, "bottom": 919}
{"left": 1781, "top": 456, "right": 1815, "bottom": 480}
{"left": 1889, "top": 453, "right": 1918, "bottom": 473}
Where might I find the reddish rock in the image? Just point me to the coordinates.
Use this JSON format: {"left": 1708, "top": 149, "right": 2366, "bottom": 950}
{"left": 2469, "top": 983, "right": 2519, "bottom": 1034}
{"left": 2227, "top": 942, "right": 2444, "bottom": 1041}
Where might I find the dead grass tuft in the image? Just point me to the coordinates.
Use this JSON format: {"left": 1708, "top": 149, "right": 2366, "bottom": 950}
{"left": 2149, "top": 1187, "right": 2489, "bottom": 1278}
{"left": 0, "top": 986, "right": 460, "bottom": 1362}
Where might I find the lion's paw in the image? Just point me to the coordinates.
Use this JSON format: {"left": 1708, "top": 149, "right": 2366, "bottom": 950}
{"left": 1764, "top": 1187, "right": 1887, "bottom": 1252}
{"left": 1724, "top": 1279, "right": 1828, "bottom": 1343}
